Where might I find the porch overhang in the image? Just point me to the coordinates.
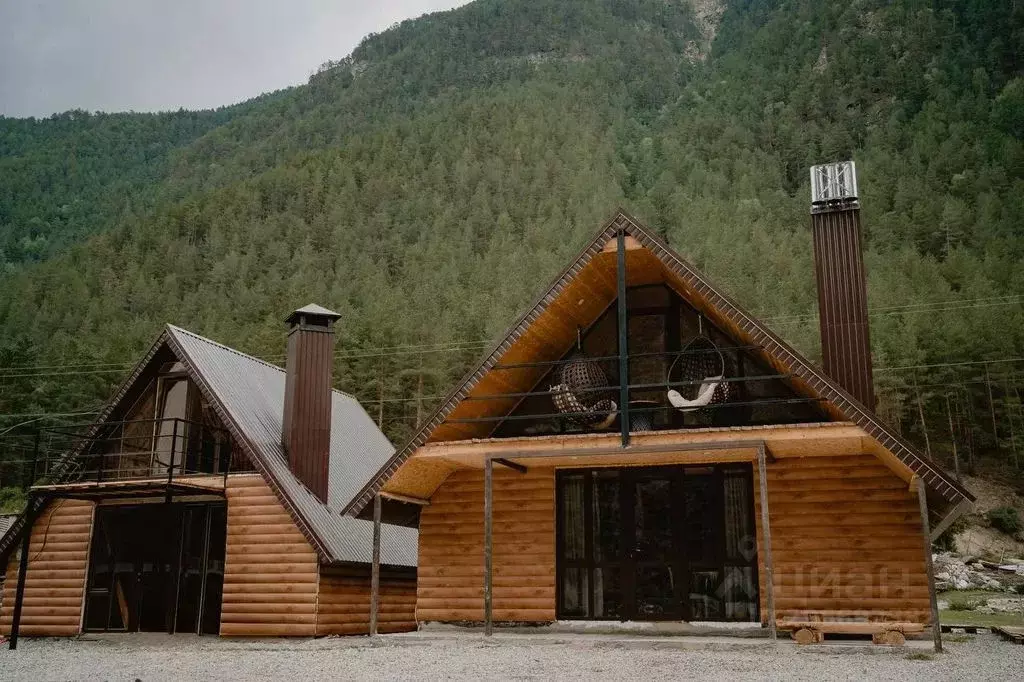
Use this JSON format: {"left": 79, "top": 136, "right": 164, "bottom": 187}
{"left": 381, "top": 421, "right": 889, "bottom": 501}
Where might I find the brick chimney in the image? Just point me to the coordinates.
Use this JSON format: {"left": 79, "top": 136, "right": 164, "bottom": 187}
{"left": 809, "top": 161, "right": 875, "bottom": 409}
{"left": 282, "top": 303, "right": 341, "bottom": 503}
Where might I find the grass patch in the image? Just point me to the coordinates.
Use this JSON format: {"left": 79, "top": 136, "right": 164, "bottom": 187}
{"left": 940, "top": 609, "right": 1024, "bottom": 627}
{"left": 906, "top": 652, "right": 933, "bottom": 661}
{"left": 947, "top": 634, "right": 974, "bottom": 643}
{"left": 939, "top": 589, "right": 1024, "bottom": 628}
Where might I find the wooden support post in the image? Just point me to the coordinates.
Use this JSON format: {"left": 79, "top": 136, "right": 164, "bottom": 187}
{"left": 616, "top": 228, "right": 630, "bottom": 447}
{"left": 484, "top": 457, "right": 494, "bottom": 636}
{"left": 915, "top": 476, "right": 942, "bottom": 653}
{"left": 985, "top": 364, "right": 999, "bottom": 453}
{"left": 24, "top": 430, "right": 40, "bottom": 490}
{"left": 9, "top": 496, "right": 38, "bottom": 650}
{"left": 1007, "top": 378, "right": 1020, "bottom": 469}
{"left": 757, "top": 444, "right": 776, "bottom": 641}
{"left": 913, "top": 373, "right": 931, "bottom": 459}
{"left": 946, "top": 395, "right": 960, "bottom": 480}
{"left": 369, "top": 493, "right": 382, "bottom": 637}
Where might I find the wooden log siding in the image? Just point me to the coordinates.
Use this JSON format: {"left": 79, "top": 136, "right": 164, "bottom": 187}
{"left": 220, "top": 474, "right": 319, "bottom": 636}
{"left": 416, "top": 467, "right": 555, "bottom": 623}
{"left": 753, "top": 453, "right": 931, "bottom": 625}
{"left": 0, "top": 499, "right": 95, "bottom": 636}
{"left": 317, "top": 566, "right": 416, "bottom": 635}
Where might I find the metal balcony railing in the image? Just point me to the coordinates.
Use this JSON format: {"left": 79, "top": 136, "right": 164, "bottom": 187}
{"left": 24, "top": 418, "right": 233, "bottom": 487}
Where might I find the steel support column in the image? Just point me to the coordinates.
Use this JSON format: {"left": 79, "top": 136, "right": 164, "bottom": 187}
{"left": 756, "top": 444, "right": 776, "bottom": 640}
{"left": 9, "top": 495, "right": 39, "bottom": 650}
{"left": 616, "top": 228, "right": 630, "bottom": 447}
{"left": 916, "top": 476, "right": 943, "bottom": 653}
{"left": 483, "top": 457, "right": 493, "bottom": 636}
{"left": 370, "top": 493, "right": 382, "bottom": 636}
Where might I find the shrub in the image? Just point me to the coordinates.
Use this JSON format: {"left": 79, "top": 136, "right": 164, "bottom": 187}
{"left": 987, "top": 506, "right": 1022, "bottom": 535}
{"left": 947, "top": 596, "right": 986, "bottom": 611}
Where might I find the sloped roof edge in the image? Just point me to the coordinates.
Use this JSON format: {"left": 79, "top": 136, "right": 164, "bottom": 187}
{"left": 345, "top": 209, "right": 972, "bottom": 515}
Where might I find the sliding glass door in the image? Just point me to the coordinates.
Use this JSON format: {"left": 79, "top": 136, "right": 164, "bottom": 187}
{"left": 556, "top": 464, "right": 758, "bottom": 622}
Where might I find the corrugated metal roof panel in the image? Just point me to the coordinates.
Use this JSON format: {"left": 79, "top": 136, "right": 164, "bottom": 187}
{"left": 167, "top": 325, "right": 416, "bottom": 567}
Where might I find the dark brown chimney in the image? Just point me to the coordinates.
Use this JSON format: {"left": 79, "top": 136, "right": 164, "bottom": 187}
{"left": 282, "top": 303, "right": 341, "bottom": 503}
{"left": 810, "top": 161, "right": 875, "bottom": 408}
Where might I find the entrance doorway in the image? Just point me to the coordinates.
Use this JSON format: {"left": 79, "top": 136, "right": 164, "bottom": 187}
{"left": 556, "top": 464, "right": 758, "bottom": 621}
{"left": 83, "top": 502, "right": 227, "bottom": 633}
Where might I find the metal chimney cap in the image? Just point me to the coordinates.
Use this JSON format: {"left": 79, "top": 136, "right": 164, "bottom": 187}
{"left": 810, "top": 160, "right": 859, "bottom": 211}
{"left": 286, "top": 303, "right": 341, "bottom": 326}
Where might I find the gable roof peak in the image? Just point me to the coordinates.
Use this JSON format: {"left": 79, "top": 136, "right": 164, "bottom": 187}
{"left": 344, "top": 209, "right": 972, "bottom": 515}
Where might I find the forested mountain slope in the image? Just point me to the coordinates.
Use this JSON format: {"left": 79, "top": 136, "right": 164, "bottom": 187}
{"left": 0, "top": 0, "right": 1022, "bottom": 478}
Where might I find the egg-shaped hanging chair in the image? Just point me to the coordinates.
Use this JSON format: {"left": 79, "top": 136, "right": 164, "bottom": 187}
{"left": 666, "top": 334, "right": 731, "bottom": 413}
{"left": 550, "top": 332, "right": 617, "bottom": 429}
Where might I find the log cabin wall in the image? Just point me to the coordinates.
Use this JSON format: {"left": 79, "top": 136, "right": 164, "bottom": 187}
{"left": 0, "top": 499, "right": 95, "bottom": 636}
{"left": 316, "top": 565, "right": 417, "bottom": 635}
{"left": 220, "top": 474, "right": 319, "bottom": 636}
{"left": 416, "top": 449, "right": 928, "bottom": 626}
{"left": 754, "top": 453, "right": 930, "bottom": 624}
{"left": 417, "top": 467, "right": 556, "bottom": 623}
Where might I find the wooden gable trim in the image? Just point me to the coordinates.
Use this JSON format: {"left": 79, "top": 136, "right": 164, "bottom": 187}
{"left": 0, "top": 331, "right": 176, "bottom": 562}
{"left": 346, "top": 209, "right": 971, "bottom": 515}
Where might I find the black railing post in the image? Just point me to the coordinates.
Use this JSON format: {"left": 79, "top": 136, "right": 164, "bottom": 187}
{"left": 96, "top": 441, "right": 105, "bottom": 484}
{"left": 222, "top": 438, "right": 231, "bottom": 489}
{"left": 616, "top": 227, "right": 630, "bottom": 447}
{"left": 165, "top": 419, "right": 178, "bottom": 505}
{"left": 9, "top": 494, "right": 38, "bottom": 650}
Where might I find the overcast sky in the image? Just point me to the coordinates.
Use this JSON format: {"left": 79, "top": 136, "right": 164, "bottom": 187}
{"left": 0, "top": 1, "right": 469, "bottom": 118}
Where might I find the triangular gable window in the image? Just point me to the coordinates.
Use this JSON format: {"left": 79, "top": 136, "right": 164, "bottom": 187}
{"left": 491, "top": 283, "right": 826, "bottom": 438}
{"left": 43, "top": 343, "right": 254, "bottom": 484}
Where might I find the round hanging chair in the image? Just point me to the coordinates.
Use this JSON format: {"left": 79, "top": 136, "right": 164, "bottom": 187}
{"left": 666, "top": 335, "right": 731, "bottom": 413}
{"left": 550, "top": 354, "right": 617, "bottom": 429}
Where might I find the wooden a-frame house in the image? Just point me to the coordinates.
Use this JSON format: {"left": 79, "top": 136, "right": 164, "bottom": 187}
{"left": 1, "top": 306, "right": 417, "bottom": 644}
{"left": 350, "top": 195, "right": 972, "bottom": 643}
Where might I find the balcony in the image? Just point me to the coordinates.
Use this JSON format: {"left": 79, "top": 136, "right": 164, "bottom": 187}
{"left": 26, "top": 418, "right": 238, "bottom": 488}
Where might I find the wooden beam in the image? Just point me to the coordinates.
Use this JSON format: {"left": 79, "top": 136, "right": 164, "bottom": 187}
{"left": 379, "top": 491, "right": 431, "bottom": 506}
{"left": 483, "top": 458, "right": 493, "bottom": 637}
{"left": 915, "top": 476, "right": 942, "bottom": 653}
{"left": 493, "top": 458, "right": 527, "bottom": 474}
{"left": 929, "top": 498, "right": 973, "bottom": 542}
{"left": 369, "top": 493, "right": 382, "bottom": 637}
{"left": 484, "top": 440, "right": 766, "bottom": 462}
{"left": 757, "top": 444, "right": 777, "bottom": 641}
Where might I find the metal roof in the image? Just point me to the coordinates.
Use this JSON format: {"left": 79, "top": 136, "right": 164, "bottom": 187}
{"left": 0, "top": 514, "right": 17, "bottom": 544}
{"left": 167, "top": 325, "right": 417, "bottom": 567}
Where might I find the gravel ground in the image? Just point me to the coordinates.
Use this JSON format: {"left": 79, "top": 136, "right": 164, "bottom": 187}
{"left": 1, "top": 632, "right": 1022, "bottom": 681}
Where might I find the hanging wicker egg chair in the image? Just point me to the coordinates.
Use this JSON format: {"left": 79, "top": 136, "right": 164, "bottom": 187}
{"left": 550, "top": 354, "right": 617, "bottom": 429}
{"left": 666, "top": 335, "right": 731, "bottom": 413}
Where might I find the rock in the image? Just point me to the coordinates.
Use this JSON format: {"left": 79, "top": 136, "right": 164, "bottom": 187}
{"left": 954, "top": 578, "right": 972, "bottom": 590}
{"left": 985, "top": 578, "right": 1002, "bottom": 590}
{"left": 936, "top": 571, "right": 951, "bottom": 582}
